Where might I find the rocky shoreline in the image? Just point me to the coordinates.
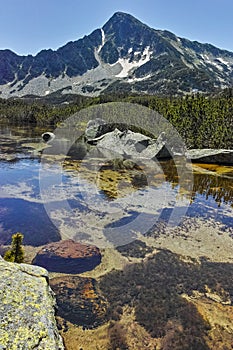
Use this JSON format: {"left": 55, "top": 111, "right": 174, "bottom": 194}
{"left": 82, "top": 119, "right": 233, "bottom": 165}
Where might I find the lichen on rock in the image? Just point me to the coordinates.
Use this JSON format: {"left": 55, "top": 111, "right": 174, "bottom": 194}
{"left": 0, "top": 256, "right": 64, "bottom": 349}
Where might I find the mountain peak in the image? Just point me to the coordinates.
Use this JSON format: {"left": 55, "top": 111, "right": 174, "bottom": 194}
{"left": 109, "top": 12, "right": 137, "bottom": 20}
{"left": 103, "top": 11, "right": 147, "bottom": 32}
{"left": 0, "top": 12, "right": 233, "bottom": 98}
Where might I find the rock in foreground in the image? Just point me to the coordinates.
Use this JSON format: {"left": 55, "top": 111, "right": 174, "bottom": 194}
{"left": 0, "top": 256, "right": 64, "bottom": 350}
{"left": 32, "top": 239, "right": 101, "bottom": 273}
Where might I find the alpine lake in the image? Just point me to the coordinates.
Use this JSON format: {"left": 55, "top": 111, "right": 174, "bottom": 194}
{"left": 1, "top": 124, "right": 233, "bottom": 349}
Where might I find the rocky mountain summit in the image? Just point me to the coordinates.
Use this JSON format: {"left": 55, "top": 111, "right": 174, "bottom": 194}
{"left": 0, "top": 12, "right": 233, "bottom": 98}
{"left": 0, "top": 256, "right": 64, "bottom": 349}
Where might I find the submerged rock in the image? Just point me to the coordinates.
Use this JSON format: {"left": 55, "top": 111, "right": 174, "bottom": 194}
{"left": 50, "top": 275, "right": 107, "bottom": 328}
{"left": 0, "top": 256, "right": 64, "bottom": 349}
{"left": 32, "top": 239, "right": 101, "bottom": 273}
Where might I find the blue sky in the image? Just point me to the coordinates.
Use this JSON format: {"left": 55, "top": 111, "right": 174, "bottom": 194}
{"left": 0, "top": 0, "right": 233, "bottom": 55}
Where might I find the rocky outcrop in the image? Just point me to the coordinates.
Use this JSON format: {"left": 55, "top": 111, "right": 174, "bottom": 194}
{"left": 187, "top": 149, "right": 233, "bottom": 165}
{"left": 0, "top": 256, "right": 64, "bottom": 349}
{"left": 85, "top": 118, "right": 106, "bottom": 140}
{"left": 85, "top": 121, "right": 171, "bottom": 160}
{"left": 86, "top": 124, "right": 233, "bottom": 164}
{"left": 50, "top": 275, "right": 107, "bottom": 328}
{"left": 32, "top": 239, "right": 101, "bottom": 273}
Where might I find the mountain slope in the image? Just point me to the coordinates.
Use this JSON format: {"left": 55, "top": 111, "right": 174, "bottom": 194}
{"left": 0, "top": 12, "right": 233, "bottom": 98}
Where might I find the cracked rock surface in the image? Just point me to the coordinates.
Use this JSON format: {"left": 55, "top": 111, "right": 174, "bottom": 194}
{"left": 0, "top": 256, "right": 64, "bottom": 349}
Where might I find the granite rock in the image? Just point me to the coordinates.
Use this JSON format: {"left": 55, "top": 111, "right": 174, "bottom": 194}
{"left": 0, "top": 256, "right": 64, "bottom": 350}
{"left": 187, "top": 149, "right": 233, "bottom": 165}
{"left": 89, "top": 128, "right": 171, "bottom": 160}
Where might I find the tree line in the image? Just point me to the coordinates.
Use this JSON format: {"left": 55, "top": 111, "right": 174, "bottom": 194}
{"left": 0, "top": 89, "right": 232, "bottom": 149}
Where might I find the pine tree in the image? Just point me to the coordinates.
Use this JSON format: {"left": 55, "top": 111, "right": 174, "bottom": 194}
{"left": 4, "top": 233, "right": 24, "bottom": 263}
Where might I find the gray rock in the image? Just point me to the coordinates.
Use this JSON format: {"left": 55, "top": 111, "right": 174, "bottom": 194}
{"left": 85, "top": 118, "right": 106, "bottom": 140}
{"left": 0, "top": 256, "right": 64, "bottom": 349}
{"left": 42, "top": 132, "right": 55, "bottom": 143}
{"left": 187, "top": 149, "right": 233, "bottom": 165}
{"left": 91, "top": 128, "right": 171, "bottom": 160}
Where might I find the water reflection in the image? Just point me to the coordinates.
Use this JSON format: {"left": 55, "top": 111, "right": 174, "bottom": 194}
{"left": 0, "top": 125, "right": 232, "bottom": 247}
{"left": 192, "top": 171, "right": 233, "bottom": 206}
{"left": 160, "top": 160, "right": 233, "bottom": 206}
{"left": 0, "top": 198, "right": 61, "bottom": 246}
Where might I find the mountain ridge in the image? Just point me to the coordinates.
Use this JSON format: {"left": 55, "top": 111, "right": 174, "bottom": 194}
{"left": 0, "top": 12, "right": 233, "bottom": 98}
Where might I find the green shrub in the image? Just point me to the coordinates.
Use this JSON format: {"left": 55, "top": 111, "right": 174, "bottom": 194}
{"left": 4, "top": 232, "right": 24, "bottom": 263}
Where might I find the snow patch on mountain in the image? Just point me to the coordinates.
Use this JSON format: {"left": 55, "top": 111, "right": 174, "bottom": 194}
{"left": 217, "top": 57, "right": 233, "bottom": 71}
{"left": 167, "top": 38, "right": 184, "bottom": 54}
{"left": 200, "top": 54, "right": 233, "bottom": 73}
{"left": 97, "top": 29, "right": 105, "bottom": 54}
{"left": 127, "top": 74, "right": 152, "bottom": 83}
{"left": 115, "top": 46, "right": 152, "bottom": 78}
{"left": 181, "top": 56, "right": 194, "bottom": 69}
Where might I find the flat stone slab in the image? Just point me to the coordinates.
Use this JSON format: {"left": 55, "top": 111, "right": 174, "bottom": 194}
{"left": 187, "top": 149, "right": 233, "bottom": 165}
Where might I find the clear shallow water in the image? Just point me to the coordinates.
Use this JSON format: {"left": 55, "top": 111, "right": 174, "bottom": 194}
{"left": 0, "top": 125, "right": 232, "bottom": 247}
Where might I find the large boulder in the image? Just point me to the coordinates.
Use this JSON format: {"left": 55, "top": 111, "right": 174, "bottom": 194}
{"left": 88, "top": 128, "right": 171, "bottom": 160}
{"left": 32, "top": 239, "right": 101, "bottom": 274}
{"left": 187, "top": 149, "right": 233, "bottom": 165}
{"left": 0, "top": 256, "right": 64, "bottom": 349}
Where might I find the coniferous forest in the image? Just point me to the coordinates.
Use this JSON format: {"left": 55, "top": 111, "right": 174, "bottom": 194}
{"left": 0, "top": 89, "right": 232, "bottom": 149}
